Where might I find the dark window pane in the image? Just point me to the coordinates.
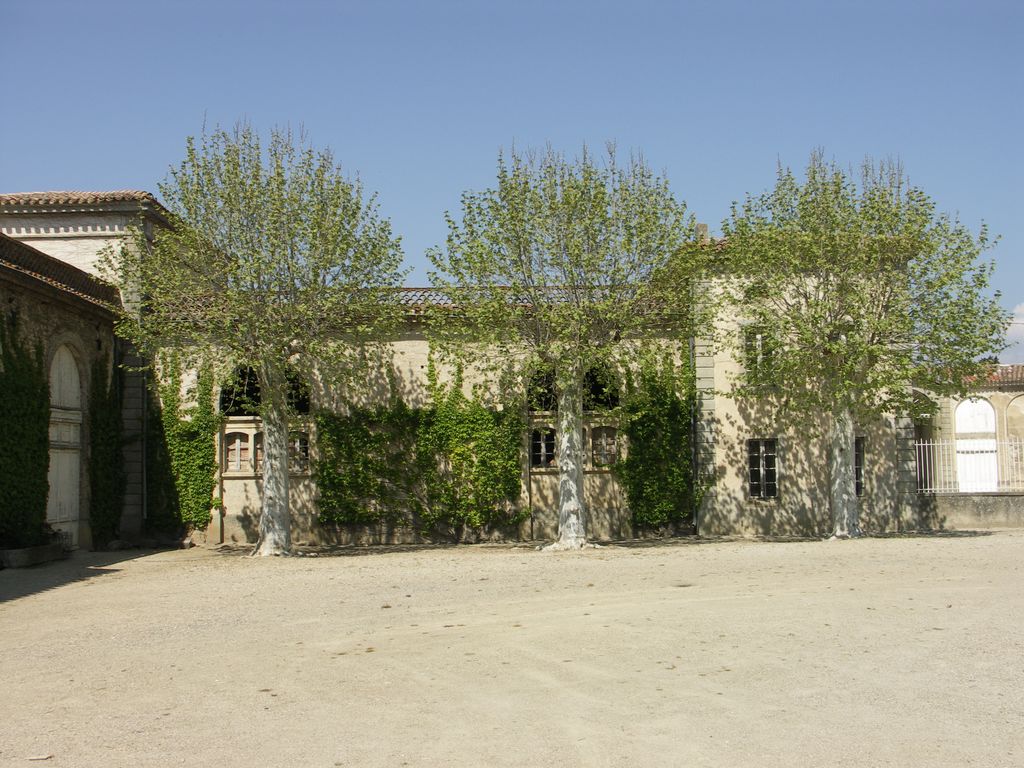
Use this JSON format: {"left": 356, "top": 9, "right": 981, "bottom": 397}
{"left": 855, "top": 436, "right": 865, "bottom": 496}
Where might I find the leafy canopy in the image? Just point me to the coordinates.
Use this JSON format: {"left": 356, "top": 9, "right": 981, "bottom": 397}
{"left": 428, "top": 145, "right": 702, "bottom": 380}
{"left": 108, "top": 124, "right": 405, "bottom": 381}
{"left": 720, "top": 151, "right": 1008, "bottom": 419}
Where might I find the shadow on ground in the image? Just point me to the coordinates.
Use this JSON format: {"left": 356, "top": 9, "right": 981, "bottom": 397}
{"left": 0, "top": 549, "right": 160, "bottom": 603}
{"left": 211, "top": 528, "right": 1000, "bottom": 558}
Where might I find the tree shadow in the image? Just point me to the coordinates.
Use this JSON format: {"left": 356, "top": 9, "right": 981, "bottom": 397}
{"left": 0, "top": 548, "right": 155, "bottom": 603}
{"left": 865, "top": 529, "right": 995, "bottom": 539}
{"left": 211, "top": 541, "right": 470, "bottom": 558}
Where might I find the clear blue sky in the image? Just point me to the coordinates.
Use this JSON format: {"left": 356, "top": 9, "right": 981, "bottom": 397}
{"left": 3, "top": 0, "right": 1021, "bottom": 358}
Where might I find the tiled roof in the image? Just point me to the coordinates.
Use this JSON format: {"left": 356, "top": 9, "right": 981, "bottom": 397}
{"left": 396, "top": 287, "right": 455, "bottom": 308}
{"left": 981, "top": 364, "right": 1024, "bottom": 389}
{"left": 0, "top": 190, "right": 160, "bottom": 208}
{"left": 0, "top": 233, "right": 120, "bottom": 310}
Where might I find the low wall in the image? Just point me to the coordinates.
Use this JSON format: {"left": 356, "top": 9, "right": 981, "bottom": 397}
{"left": 921, "top": 493, "right": 1024, "bottom": 529}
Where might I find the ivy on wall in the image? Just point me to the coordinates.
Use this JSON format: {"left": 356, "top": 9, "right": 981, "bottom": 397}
{"left": 145, "top": 354, "right": 220, "bottom": 533}
{"left": 0, "top": 314, "right": 50, "bottom": 548}
{"left": 315, "top": 370, "right": 523, "bottom": 536}
{"left": 87, "top": 359, "right": 125, "bottom": 547}
{"left": 616, "top": 354, "right": 705, "bottom": 530}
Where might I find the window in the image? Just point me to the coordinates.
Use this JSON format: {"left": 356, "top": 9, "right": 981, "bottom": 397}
{"left": 584, "top": 366, "right": 620, "bottom": 410}
{"left": 531, "top": 428, "right": 556, "bottom": 468}
{"left": 290, "top": 432, "right": 310, "bottom": 473}
{"left": 528, "top": 364, "right": 620, "bottom": 411}
{"left": 251, "top": 432, "right": 310, "bottom": 473}
{"left": 855, "top": 436, "right": 865, "bottom": 497}
{"left": 748, "top": 438, "right": 778, "bottom": 498}
{"left": 743, "top": 326, "right": 776, "bottom": 382}
{"left": 592, "top": 426, "right": 618, "bottom": 467}
{"left": 224, "top": 432, "right": 250, "bottom": 472}
{"left": 220, "top": 366, "right": 311, "bottom": 416}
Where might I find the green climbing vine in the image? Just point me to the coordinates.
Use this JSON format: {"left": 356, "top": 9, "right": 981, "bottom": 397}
{"left": 87, "top": 359, "right": 125, "bottom": 547}
{"left": 616, "top": 352, "right": 706, "bottom": 530}
{"left": 0, "top": 313, "right": 50, "bottom": 548}
{"left": 146, "top": 353, "right": 220, "bottom": 533}
{"left": 315, "top": 364, "right": 523, "bottom": 536}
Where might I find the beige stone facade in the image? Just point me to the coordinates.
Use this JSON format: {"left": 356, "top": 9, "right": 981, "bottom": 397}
{"left": 0, "top": 233, "right": 120, "bottom": 548}
{"left": 1, "top": 192, "right": 167, "bottom": 547}
{"left": 2, "top": 190, "right": 935, "bottom": 546}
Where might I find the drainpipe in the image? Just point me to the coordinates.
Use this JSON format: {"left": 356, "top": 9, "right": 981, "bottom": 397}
{"left": 141, "top": 368, "right": 147, "bottom": 532}
{"left": 689, "top": 334, "right": 700, "bottom": 536}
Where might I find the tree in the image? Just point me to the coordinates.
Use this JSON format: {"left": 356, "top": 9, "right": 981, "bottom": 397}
{"left": 721, "top": 152, "right": 1008, "bottom": 538}
{"left": 429, "top": 146, "right": 703, "bottom": 549}
{"left": 106, "top": 125, "right": 404, "bottom": 555}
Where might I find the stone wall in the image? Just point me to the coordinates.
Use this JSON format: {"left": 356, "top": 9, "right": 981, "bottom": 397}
{"left": 0, "top": 249, "right": 119, "bottom": 548}
{"left": 921, "top": 494, "right": 1024, "bottom": 529}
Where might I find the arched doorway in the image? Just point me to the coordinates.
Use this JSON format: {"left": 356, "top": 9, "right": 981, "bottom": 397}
{"left": 955, "top": 398, "right": 997, "bottom": 492}
{"left": 48, "top": 345, "right": 82, "bottom": 545}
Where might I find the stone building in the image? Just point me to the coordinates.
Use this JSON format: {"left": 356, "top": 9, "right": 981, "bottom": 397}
{"left": 0, "top": 191, "right": 169, "bottom": 547}
{"left": 0, "top": 232, "right": 120, "bottom": 548}
{"left": 1, "top": 189, "right": 933, "bottom": 547}
{"left": 913, "top": 365, "right": 1024, "bottom": 528}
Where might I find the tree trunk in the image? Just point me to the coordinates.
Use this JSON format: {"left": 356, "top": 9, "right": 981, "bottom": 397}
{"left": 545, "top": 359, "right": 587, "bottom": 550}
{"left": 253, "top": 361, "right": 291, "bottom": 556}
{"left": 829, "top": 406, "right": 860, "bottom": 539}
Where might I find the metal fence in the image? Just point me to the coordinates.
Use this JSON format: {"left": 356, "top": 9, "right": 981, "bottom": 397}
{"left": 915, "top": 437, "right": 1024, "bottom": 493}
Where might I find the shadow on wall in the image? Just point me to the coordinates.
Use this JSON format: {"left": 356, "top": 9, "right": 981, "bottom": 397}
{"left": 699, "top": 399, "right": 939, "bottom": 536}
{"left": 221, "top": 479, "right": 262, "bottom": 544}
{"left": 698, "top": 399, "right": 831, "bottom": 537}
{"left": 220, "top": 473, "right": 525, "bottom": 547}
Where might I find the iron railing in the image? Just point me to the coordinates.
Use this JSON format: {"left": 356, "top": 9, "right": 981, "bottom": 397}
{"left": 915, "top": 437, "right": 1024, "bottom": 493}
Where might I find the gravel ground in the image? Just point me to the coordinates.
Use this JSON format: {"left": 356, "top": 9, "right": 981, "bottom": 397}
{"left": 1, "top": 531, "right": 1022, "bottom": 767}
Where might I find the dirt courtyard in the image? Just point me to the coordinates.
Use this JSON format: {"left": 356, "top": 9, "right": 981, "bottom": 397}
{"left": 1, "top": 531, "right": 1022, "bottom": 768}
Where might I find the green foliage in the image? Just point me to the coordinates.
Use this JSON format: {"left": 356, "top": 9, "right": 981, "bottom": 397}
{"left": 146, "top": 354, "right": 219, "bottom": 533}
{"left": 315, "top": 401, "right": 423, "bottom": 527}
{"left": 721, "top": 151, "right": 1009, "bottom": 420}
{"left": 429, "top": 146, "right": 705, "bottom": 543}
{"left": 416, "top": 382, "right": 523, "bottom": 531}
{"left": 315, "top": 375, "right": 523, "bottom": 535}
{"left": 616, "top": 354, "right": 704, "bottom": 529}
{"left": 0, "top": 314, "right": 50, "bottom": 548}
{"left": 429, "top": 145, "right": 703, "bottom": 371}
{"left": 87, "top": 359, "right": 124, "bottom": 547}
{"left": 101, "top": 123, "right": 406, "bottom": 554}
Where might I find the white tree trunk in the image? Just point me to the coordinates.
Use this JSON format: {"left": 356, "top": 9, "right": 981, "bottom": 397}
{"left": 545, "top": 360, "right": 587, "bottom": 550}
{"left": 253, "top": 362, "right": 291, "bottom": 556}
{"left": 829, "top": 406, "right": 860, "bottom": 539}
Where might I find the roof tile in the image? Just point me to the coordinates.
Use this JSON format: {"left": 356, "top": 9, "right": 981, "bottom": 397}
{"left": 0, "top": 190, "right": 159, "bottom": 207}
{"left": 0, "top": 233, "right": 120, "bottom": 309}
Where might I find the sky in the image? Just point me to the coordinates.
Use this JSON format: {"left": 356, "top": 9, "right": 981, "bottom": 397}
{"left": 2, "top": 0, "right": 1022, "bottom": 358}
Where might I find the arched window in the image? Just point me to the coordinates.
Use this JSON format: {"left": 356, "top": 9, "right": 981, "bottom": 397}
{"left": 584, "top": 365, "right": 620, "bottom": 410}
{"left": 955, "top": 398, "right": 996, "bottom": 435}
{"left": 50, "top": 345, "right": 81, "bottom": 410}
{"left": 48, "top": 345, "right": 82, "bottom": 534}
{"left": 224, "top": 432, "right": 250, "bottom": 472}
{"left": 954, "top": 398, "right": 997, "bottom": 492}
{"left": 527, "top": 368, "right": 557, "bottom": 412}
{"left": 1006, "top": 395, "right": 1024, "bottom": 439}
{"left": 527, "top": 364, "right": 620, "bottom": 411}
{"left": 219, "top": 367, "right": 310, "bottom": 416}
